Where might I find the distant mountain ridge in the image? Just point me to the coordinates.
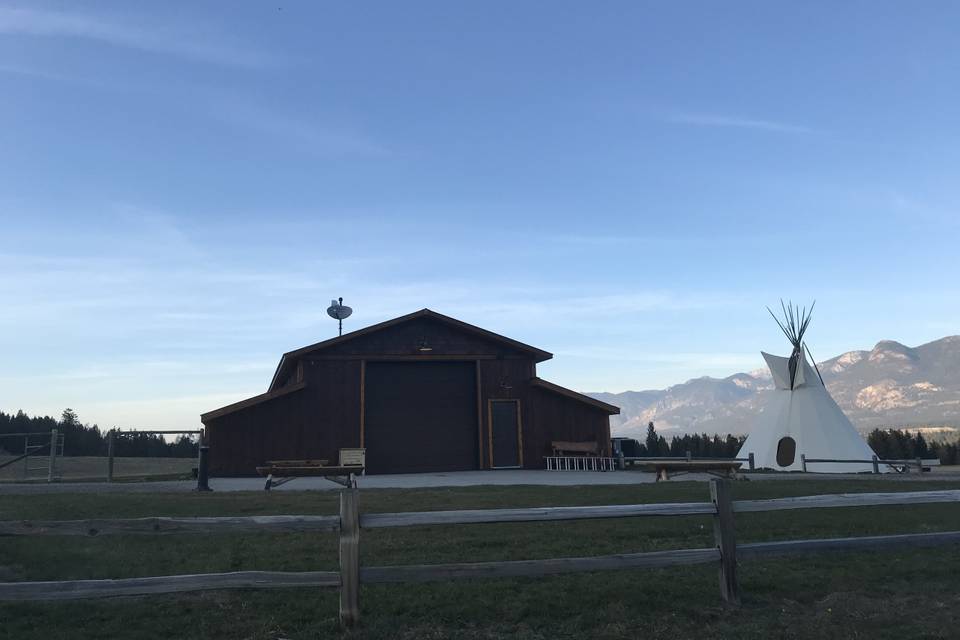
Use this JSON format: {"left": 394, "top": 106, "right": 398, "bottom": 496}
{"left": 590, "top": 335, "right": 960, "bottom": 440}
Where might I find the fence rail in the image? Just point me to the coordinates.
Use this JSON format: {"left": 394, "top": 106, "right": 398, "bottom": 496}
{"left": 738, "top": 530, "right": 960, "bottom": 558}
{"left": 733, "top": 489, "right": 960, "bottom": 512}
{"left": 1, "top": 485, "right": 958, "bottom": 626}
{"left": 800, "top": 454, "right": 940, "bottom": 473}
{"left": 0, "top": 571, "right": 340, "bottom": 601}
{"left": 360, "top": 501, "right": 716, "bottom": 528}
{"left": 0, "top": 514, "right": 340, "bottom": 537}
{"left": 620, "top": 453, "right": 945, "bottom": 474}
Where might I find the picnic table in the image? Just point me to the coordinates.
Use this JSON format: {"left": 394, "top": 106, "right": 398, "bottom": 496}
{"left": 633, "top": 459, "right": 743, "bottom": 482}
{"left": 256, "top": 459, "right": 364, "bottom": 490}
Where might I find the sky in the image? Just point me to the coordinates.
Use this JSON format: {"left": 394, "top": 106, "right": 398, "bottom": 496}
{"left": 2, "top": 1, "right": 959, "bottom": 429}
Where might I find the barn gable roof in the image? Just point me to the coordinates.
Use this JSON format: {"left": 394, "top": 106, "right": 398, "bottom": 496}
{"left": 269, "top": 309, "right": 552, "bottom": 391}
{"left": 530, "top": 377, "right": 620, "bottom": 415}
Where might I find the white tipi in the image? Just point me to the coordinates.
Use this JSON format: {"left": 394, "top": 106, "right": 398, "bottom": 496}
{"left": 737, "top": 302, "right": 881, "bottom": 473}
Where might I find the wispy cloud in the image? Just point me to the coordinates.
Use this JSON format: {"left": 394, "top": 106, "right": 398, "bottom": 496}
{"left": 548, "top": 232, "right": 786, "bottom": 249}
{"left": 0, "top": 61, "right": 81, "bottom": 83}
{"left": 887, "top": 193, "right": 960, "bottom": 228}
{"left": 554, "top": 347, "right": 760, "bottom": 369}
{"left": 209, "top": 98, "right": 390, "bottom": 157}
{"left": 0, "top": 7, "right": 279, "bottom": 68}
{"left": 666, "top": 112, "right": 816, "bottom": 134}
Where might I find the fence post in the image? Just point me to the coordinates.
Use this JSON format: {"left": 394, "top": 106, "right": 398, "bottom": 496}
{"left": 47, "top": 428, "right": 59, "bottom": 483}
{"left": 710, "top": 479, "right": 740, "bottom": 605}
{"left": 107, "top": 430, "right": 115, "bottom": 482}
{"left": 686, "top": 450, "right": 692, "bottom": 462}
{"left": 748, "top": 452, "right": 755, "bottom": 471}
{"left": 196, "top": 446, "right": 212, "bottom": 492}
{"left": 916, "top": 457, "right": 923, "bottom": 474}
{"left": 872, "top": 455, "right": 879, "bottom": 474}
{"left": 339, "top": 487, "right": 360, "bottom": 627}
{"left": 800, "top": 454, "right": 807, "bottom": 473}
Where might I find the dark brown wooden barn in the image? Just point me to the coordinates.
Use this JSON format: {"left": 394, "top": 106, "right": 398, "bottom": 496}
{"left": 201, "top": 309, "right": 619, "bottom": 475}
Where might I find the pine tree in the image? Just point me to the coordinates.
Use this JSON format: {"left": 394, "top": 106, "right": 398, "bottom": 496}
{"left": 914, "top": 432, "right": 929, "bottom": 458}
{"left": 657, "top": 435, "right": 669, "bottom": 456}
{"left": 645, "top": 422, "right": 658, "bottom": 456}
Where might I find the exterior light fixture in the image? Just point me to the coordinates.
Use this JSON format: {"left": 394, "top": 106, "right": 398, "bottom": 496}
{"left": 417, "top": 338, "right": 433, "bottom": 352}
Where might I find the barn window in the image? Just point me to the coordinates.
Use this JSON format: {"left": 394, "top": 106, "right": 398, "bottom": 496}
{"left": 776, "top": 437, "right": 796, "bottom": 467}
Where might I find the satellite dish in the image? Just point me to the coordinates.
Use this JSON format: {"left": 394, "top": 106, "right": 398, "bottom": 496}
{"left": 327, "top": 297, "right": 352, "bottom": 335}
{"left": 327, "top": 299, "right": 353, "bottom": 320}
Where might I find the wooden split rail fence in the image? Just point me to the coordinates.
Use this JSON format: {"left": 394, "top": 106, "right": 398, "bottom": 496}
{"left": 800, "top": 454, "right": 941, "bottom": 474}
{"left": 1, "top": 484, "right": 959, "bottom": 627}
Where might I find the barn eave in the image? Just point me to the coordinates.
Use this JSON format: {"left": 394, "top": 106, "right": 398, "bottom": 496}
{"left": 530, "top": 377, "right": 620, "bottom": 414}
{"left": 201, "top": 381, "right": 307, "bottom": 423}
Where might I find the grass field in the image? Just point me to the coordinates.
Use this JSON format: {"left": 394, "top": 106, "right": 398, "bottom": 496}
{"left": 2, "top": 479, "right": 960, "bottom": 639}
{"left": 0, "top": 456, "right": 196, "bottom": 482}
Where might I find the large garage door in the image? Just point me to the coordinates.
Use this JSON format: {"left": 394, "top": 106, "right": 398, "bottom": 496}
{"left": 364, "top": 361, "right": 477, "bottom": 474}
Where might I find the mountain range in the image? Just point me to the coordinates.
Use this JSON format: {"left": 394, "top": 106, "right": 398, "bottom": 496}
{"left": 590, "top": 336, "right": 960, "bottom": 440}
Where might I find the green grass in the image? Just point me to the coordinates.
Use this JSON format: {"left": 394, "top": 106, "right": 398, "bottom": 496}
{"left": 2, "top": 479, "right": 960, "bottom": 639}
{"left": 0, "top": 456, "right": 196, "bottom": 483}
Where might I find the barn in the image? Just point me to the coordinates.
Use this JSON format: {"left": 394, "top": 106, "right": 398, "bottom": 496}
{"left": 201, "top": 309, "right": 619, "bottom": 476}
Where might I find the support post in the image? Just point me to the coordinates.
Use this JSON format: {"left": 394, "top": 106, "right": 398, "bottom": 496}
{"left": 339, "top": 487, "right": 360, "bottom": 628}
{"left": 686, "top": 450, "right": 692, "bottom": 462}
{"left": 748, "top": 452, "right": 755, "bottom": 471}
{"left": 916, "top": 457, "right": 923, "bottom": 474}
{"left": 47, "top": 429, "right": 59, "bottom": 483}
{"left": 196, "top": 446, "right": 212, "bottom": 491}
{"left": 107, "top": 430, "right": 115, "bottom": 482}
{"left": 872, "top": 454, "right": 879, "bottom": 474}
{"left": 800, "top": 454, "right": 807, "bottom": 473}
{"left": 710, "top": 479, "right": 740, "bottom": 605}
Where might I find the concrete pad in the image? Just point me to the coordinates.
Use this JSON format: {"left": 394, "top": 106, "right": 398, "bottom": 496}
{"left": 223, "top": 470, "right": 693, "bottom": 492}
{"left": 2, "top": 468, "right": 958, "bottom": 495}
{"left": 0, "top": 470, "right": 667, "bottom": 494}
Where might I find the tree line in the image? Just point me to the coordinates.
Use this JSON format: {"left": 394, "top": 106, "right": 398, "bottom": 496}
{"left": 867, "top": 428, "right": 960, "bottom": 465}
{"left": 626, "top": 422, "right": 747, "bottom": 458}
{"left": 625, "top": 422, "right": 960, "bottom": 464}
{"left": 5, "top": 408, "right": 958, "bottom": 464}
{"left": 0, "top": 409, "right": 198, "bottom": 457}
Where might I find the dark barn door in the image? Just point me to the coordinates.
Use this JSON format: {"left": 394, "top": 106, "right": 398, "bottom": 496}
{"left": 364, "top": 361, "right": 477, "bottom": 474}
{"left": 490, "top": 400, "right": 521, "bottom": 468}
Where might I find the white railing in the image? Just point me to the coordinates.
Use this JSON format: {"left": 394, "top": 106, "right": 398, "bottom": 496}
{"left": 544, "top": 456, "right": 617, "bottom": 471}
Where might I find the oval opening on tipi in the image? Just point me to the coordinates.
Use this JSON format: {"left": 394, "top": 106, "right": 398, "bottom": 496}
{"left": 776, "top": 437, "right": 796, "bottom": 467}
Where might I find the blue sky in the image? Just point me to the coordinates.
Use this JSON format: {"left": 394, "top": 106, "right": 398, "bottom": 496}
{"left": 2, "top": 1, "right": 959, "bottom": 429}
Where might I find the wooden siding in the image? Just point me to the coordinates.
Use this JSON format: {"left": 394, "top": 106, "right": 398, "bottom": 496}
{"left": 520, "top": 386, "right": 612, "bottom": 468}
{"left": 309, "top": 317, "right": 534, "bottom": 360}
{"left": 207, "top": 360, "right": 360, "bottom": 476}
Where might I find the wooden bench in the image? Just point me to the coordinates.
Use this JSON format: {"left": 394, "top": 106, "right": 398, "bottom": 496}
{"left": 551, "top": 441, "right": 600, "bottom": 456}
{"left": 257, "top": 450, "right": 365, "bottom": 490}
